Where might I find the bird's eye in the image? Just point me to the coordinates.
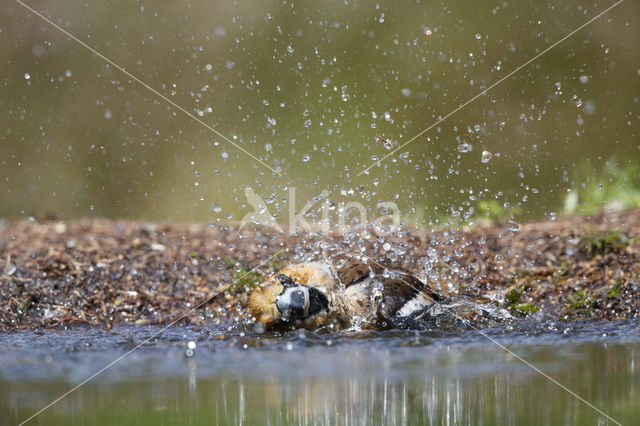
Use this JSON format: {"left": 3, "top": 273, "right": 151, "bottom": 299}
{"left": 308, "top": 287, "right": 329, "bottom": 316}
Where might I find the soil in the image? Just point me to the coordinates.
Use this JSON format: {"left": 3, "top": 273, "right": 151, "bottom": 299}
{"left": 1, "top": 209, "right": 639, "bottom": 331}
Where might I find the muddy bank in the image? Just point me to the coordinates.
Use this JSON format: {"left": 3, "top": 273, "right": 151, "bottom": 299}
{"left": 1, "top": 209, "right": 639, "bottom": 330}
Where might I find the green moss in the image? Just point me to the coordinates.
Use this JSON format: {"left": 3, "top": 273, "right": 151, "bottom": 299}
{"left": 504, "top": 284, "right": 539, "bottom": 315}
{"left": 505, "top": 288, "right": 522, "bottom": 305}
{"left": 223, "top": 257, "right": 264, "bottom": 295}
{"left": 223, "top": 251, "right": 286, "bottom": 296}
{"left": 607, "top": 280, "right": 625, "bottom": 299}
{"left": 566, "top": 290, "right": 592, "bottom": 309}
{"left": 564, "top": 289, "right": 594, "bottom": 317}
{"left": 513, "top": 303, "right": 541, "bottom": 314}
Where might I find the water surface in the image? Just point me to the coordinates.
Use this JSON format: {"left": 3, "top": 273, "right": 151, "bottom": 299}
{"left": 2, "top": 321, "right": 638, "bottom": 425}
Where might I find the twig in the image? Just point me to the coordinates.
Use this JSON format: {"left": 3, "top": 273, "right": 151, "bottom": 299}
{"left": 7, "top": 298, "right": 18, "bottom": 325}
{"left": 3, "top": 253, "right": 11, "bottom": 275}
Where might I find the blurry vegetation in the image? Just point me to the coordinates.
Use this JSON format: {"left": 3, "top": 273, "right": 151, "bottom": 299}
{"left": 580, "top": 229, "right": 640, "bottom": 258}
{"left": 473, "top": 200, "right": 522, "bottom": 226}
{"left": 470, "top": 158, "right": 640, "bottom": 228}
{"left": 564, "top": 160, "right": 640, "bottom": 216}
{"left": 1, "top": 1, "right": 637, "bottom": 222}
{"left": 415, "top": 199, "right": 522, "bottom": 229}
{"left": 412, "top": 199, "right": 521, "bottom": 229}
{"left": 581, "top": 229, "right": 626, "bottom": 257}
{"left": 418, "top": 159, "right": 640, "bottom": 230}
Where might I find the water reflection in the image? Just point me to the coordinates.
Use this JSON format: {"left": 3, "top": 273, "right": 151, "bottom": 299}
{"left": 2, "top": 323, "right": 638, "bottom": 425}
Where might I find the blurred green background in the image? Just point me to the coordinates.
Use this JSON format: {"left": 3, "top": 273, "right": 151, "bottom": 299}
{"left": 1, "top": 0, "right": 638, "bottom": 223}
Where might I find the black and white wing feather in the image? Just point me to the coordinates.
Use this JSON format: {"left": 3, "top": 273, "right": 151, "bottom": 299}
{"left": 334, "top": 256, "right": 442, "bottom": 328}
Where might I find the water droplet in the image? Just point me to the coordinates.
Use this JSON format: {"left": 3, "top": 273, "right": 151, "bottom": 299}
{"left": 382, "top": 242, "right": 391, "bottom": 251}
{"left": 211, "top": 203, "right": 222, "bottom": 213}
{"left": 481, "top": 150, "right": 492, "bottom": 163}
{"left": 554, "top": 81, "right": 562, "bottom": 94}
{"left": 505, "top": 220, "right": 520, "bottom": 232}
{"left": 187, "top": 341, "right": 196, "bottom": 350}
{"left": 6, "top": 264, "right": 16, "bottom": 276}
{"left": 401, "top": 88, "right": 411, "bottom": 97}
{"left": 584, "top": 100, "right": 596, "bottom": 115}
{"left": 457, "top": 142, "right": 472, "bottom": 153}
{"left": 579, "top": 75, "right": 589, "bottom": 84}
{"left": 104, "top": 110, "right": 112, "bottom": 119}
{"left": 24, "top": 73, "right": 30, "bottom": 80}
{"left": 475, "top": 33, "right": 482, "bottom": 39}
{"left": 494, "top": 254, "right": 504, "bottom": 262}
{"left": 302, "top": 154, "right": 310, "bottom": 162}
{"left": 221, "top": 151, "right": 228, "bottom": 159}
{"left": 264, "top": 143, "right": 272, "bottom": 152}
{"left": 32, "top": 44, "right": 45, "bottom": 57}
{"left": 376, "top": 135, "right": 394, "bottom": 150}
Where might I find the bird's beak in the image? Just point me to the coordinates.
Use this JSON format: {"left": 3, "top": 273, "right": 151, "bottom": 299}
{"left": 276, "top": 286, "right": 310, "bottom": 322}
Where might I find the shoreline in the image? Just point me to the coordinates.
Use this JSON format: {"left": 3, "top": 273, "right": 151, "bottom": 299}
{"left": 1, "top": 209, "right": 639, "bottom": 330}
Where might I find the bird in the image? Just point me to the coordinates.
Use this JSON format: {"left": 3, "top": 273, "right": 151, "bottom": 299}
{"left": 248, "top": 256, "right": 443, "bottom": 331}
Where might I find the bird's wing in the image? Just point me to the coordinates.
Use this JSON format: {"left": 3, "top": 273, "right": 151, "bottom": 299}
{"left": 375, "top": 271, "right": 442, "bottom": 321}
{"left": 333, "top": 255, "right": 396, "bottom": 286}
{"left": 335, "top": 257, "right": 372, "bottom": 286}
{"left": 334, "top": 255, "right": 442, "bottom": 320}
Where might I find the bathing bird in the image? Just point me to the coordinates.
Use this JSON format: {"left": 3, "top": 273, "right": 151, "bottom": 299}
{"left": 248, "top": 257, "right": 442, "bottom": 331}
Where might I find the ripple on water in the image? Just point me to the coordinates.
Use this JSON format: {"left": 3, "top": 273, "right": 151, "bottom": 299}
{"left": 1, "top": 320, "right": 640, "bottom": 383}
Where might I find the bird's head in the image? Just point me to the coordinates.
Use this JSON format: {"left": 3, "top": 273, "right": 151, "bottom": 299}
{"left": 249, "top": 263, "right": 334, "bottom": 329}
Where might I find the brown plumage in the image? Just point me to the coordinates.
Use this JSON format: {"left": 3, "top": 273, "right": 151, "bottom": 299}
{"left": 248, "top": 257, "right": 442, "bottom": 331}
